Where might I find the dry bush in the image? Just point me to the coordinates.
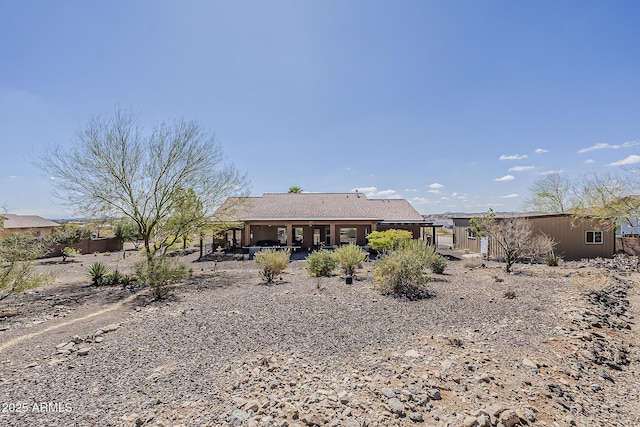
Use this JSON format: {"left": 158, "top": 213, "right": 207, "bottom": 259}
{"left": 255, "top": 248, "right": 290, "bottom": 284}
{"left": 571, "top": 271, "right": 612, "bottom": 294}
{"left": 463, "top": 257, "right": 484, "bottom": 269}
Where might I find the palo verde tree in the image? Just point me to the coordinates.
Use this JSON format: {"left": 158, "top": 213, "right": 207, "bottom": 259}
{"left": 159, "top": 187, "right": 208, "bottom": 251}
{"left": 40, "top": 108, "right": 248, "bottom": 263}
{"left": 524, "top": 172, "right": 572, "bottom": 214}
{"left": 570, "top": 171, "right": 636, "bottom": 231}
{"left": 113, "top": 217, "right": 143, "bottom": 249}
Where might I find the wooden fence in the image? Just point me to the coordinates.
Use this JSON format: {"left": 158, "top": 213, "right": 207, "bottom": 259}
{"left": 44, "top": 238, "right": 123, "bottom": 258}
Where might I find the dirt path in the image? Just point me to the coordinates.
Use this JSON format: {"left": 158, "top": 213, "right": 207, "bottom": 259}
{"left": 0, "top": 292, "right": 138, "bottom": 353}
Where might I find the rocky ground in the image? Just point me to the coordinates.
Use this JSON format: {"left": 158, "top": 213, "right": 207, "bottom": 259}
{"left": 0, "top": 250, "right": 638, "bottom": 427}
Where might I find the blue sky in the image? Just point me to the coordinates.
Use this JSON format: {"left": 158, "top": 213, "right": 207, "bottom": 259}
{"left": 1, "top": 1, "right": 639, "bottom": 218}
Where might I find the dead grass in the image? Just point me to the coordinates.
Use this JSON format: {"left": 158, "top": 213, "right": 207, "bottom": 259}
{"left": 571, "top": 270, "right": 613, "bottom": 294}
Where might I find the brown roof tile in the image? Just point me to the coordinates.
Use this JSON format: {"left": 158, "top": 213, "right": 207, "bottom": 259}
{"left": 215, "top": 193, "right": 424, "bottom": 222}
{"left": 2, "top": 214, "right": 61, "bottom": 229}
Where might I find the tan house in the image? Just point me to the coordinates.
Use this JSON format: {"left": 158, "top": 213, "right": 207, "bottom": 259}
{"left": 213, "top": 192, "right": 438, "bottom": 250}
{"left": 452, "top": 213, "right": 615, "bottom": 261}
{"left": 1, "top": 214, "right": 61, "bottom": 237}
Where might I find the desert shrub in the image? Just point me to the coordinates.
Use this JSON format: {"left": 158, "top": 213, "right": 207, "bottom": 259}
{"left": 135, "top": 257, "right": 192, "bottom": 299}
{"left": 88, "top": 262, "right": 109, "bottom": 286}
{"left": 463, "top": 257, "right": 484, "bottom": 269}
{"left": 120, "top": 274, "right": 136, "bottom": 288}
{"left": 429, "top": 254, "right": 448, "bottom": 274}
{"left": 305, "top": 249, "right": 339, "bottom": 277}
{"left": 62, "top": 246, "right": 81, "bottom": 262}
{"left": 333, "top": 244, "right": 368, "bottom": 277}
{"left": 104, "top": 270, "right": 123, "bottom": 286}
{"left": 0, "top": 233, "right": 50, "bottom": 297}
{"left": 254, "top": 248, "right": 290, "bottom": 283}
{"left": 366, "top": 229, "right": 413, "bottom": 253}
{"left": 373, "top": 241, "right": 436, "bottom": 300}
{"left": 545, "top": 256, "right": 560, "bottom": 266}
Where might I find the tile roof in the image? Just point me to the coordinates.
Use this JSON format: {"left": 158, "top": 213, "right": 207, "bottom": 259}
{"left": 1, "top": 214, "right": 61, "bottom": 229}
{"left": 215, "top": 193, "right": 425, "bottom": 222}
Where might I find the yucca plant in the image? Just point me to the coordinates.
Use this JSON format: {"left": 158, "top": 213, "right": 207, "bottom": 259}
{"left": 88, "top": 262, "right": 109, "bottom": 286}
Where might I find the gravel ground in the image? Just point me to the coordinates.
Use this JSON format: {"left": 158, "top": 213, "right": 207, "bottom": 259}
{"left": 0, "top": 251, "right": 639, "bottom": 426}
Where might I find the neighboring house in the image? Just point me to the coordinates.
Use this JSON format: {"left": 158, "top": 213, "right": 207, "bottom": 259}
{"left": 213, "top": 192, "right": 438, "bottom": 249}
{"left": 452, "top": 213, "right": 615, "bottom": 261}
{"left": 0, "top": 214, "right": 61, "bottom": 237}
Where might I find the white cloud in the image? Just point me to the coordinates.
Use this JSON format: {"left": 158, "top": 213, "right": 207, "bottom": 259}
{"left": 428, "top": 189, "right": 441, "bottom": 194}
{"left": 412, "top": 197, "right": 438, "bottom": 205}
{"left": 584, "top": 159, "right": 596, "bottom": 164}
{"left": 404, "top": 188, "right": 418, "bottom": 192}
{"left": 535, "top": 148, "right": 549, "bottom": 154}
{"left": 500, "top": 154, "right": 528, "bottom": 160}
{"left": 578, "top": 141, "right": 640, "bottom": 154}
{"left": 428, "top": 183, "right": 444, "bottom": 189}
{"left": 9, "top": 175, "right": 17, "bottom": 180}
{"left": 354, "top": 186, "right": 376, "bottom": 193}
{"left": 508, "top": 165, "right": 535, "bottom": 172}
{"left": 501, "top": 193, "right": 519, "bottom": 198}
{"left": 607, "top": 155, "right": 640, "bottom": 166}
{"left": 539, "top": 169, "right": 562, "bottom": 175}
{"left": 494, "top": 175, "right": 515, "bottom": 182}
{"left": 354, "top": 187, "right": 398, "bottom": 197}
{"left": 451, "top": 192, "right": 458, "bottom": 197}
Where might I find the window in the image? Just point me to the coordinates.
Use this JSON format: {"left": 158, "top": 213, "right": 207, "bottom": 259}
{"left": 340, "top": 228, "right": 357, "bottom": 244}
{"left": 586, "top": 230, "right": 603, "bottom": 244}
{"left": 277, "top": 227, "right": 287, "bottom": 245}
{"left": 467, "top": 229, "right": 476, "bottom": 239}
{"left": 293, "top": 227, "right": 303, "bottom": 245}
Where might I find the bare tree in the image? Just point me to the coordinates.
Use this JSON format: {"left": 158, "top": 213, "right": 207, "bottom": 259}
{"left": 40, "top": 109, "right": 249, "bottom": 261}
{"left": 524, "top": 173, "right": 572, "bottom": 213}
{"left": 468, "top": 210, "right": 555, "bottom": 272}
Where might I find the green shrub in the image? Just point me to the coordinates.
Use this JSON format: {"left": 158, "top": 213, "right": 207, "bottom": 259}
{"left": 305, "top": 249, "right": 339, "bottom": 277}
{"left": 88, "top": 262, "right": 109, "bottom": 286}
{"left": 545, "top": 256, "right": 560, "bottom": 266}
{"left": 0, "top": 233, "right": 50, "bottom": 296}
{"left": 254, "top": 249, "right": 290, "bottom": 283}
{"left": 105, "top": 270, "right": 123, "bottom": 286}
{"left": 366, "top": 229, "right": 413, "bottom": 253}
{"left": 135, "top": 257, "right": 192, "bottom": 299}
{"left": 332, "top": 244, "right": 368, "bottom": 277}
{"left": 373, "top": 240, "right": 436, "bottom": 300}
{"left": 62, "top": 247, "right": 81, "bottom": 262}
{"left": 429, "top": 254, "right": 448, "bottom": 274}
{"left": 120, "top": 274, "right": 136, "bottom": 287}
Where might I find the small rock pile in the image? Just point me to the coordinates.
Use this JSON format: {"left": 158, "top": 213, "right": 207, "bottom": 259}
{"left": 51, "top": 323, "right": 121, "bottom": 364}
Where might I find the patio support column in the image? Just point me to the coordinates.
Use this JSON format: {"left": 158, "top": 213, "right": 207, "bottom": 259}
{"left": 432, "top": 226, "right": 437, "bottom": 247}
{"left": 244, "top": 223, "right": 251, "bottom": 247}
{"left": 329, "top": 223, "right": 337, "bottom": 246}
{"left": 286, "top": 224, "right": 293, "bottom": 247}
